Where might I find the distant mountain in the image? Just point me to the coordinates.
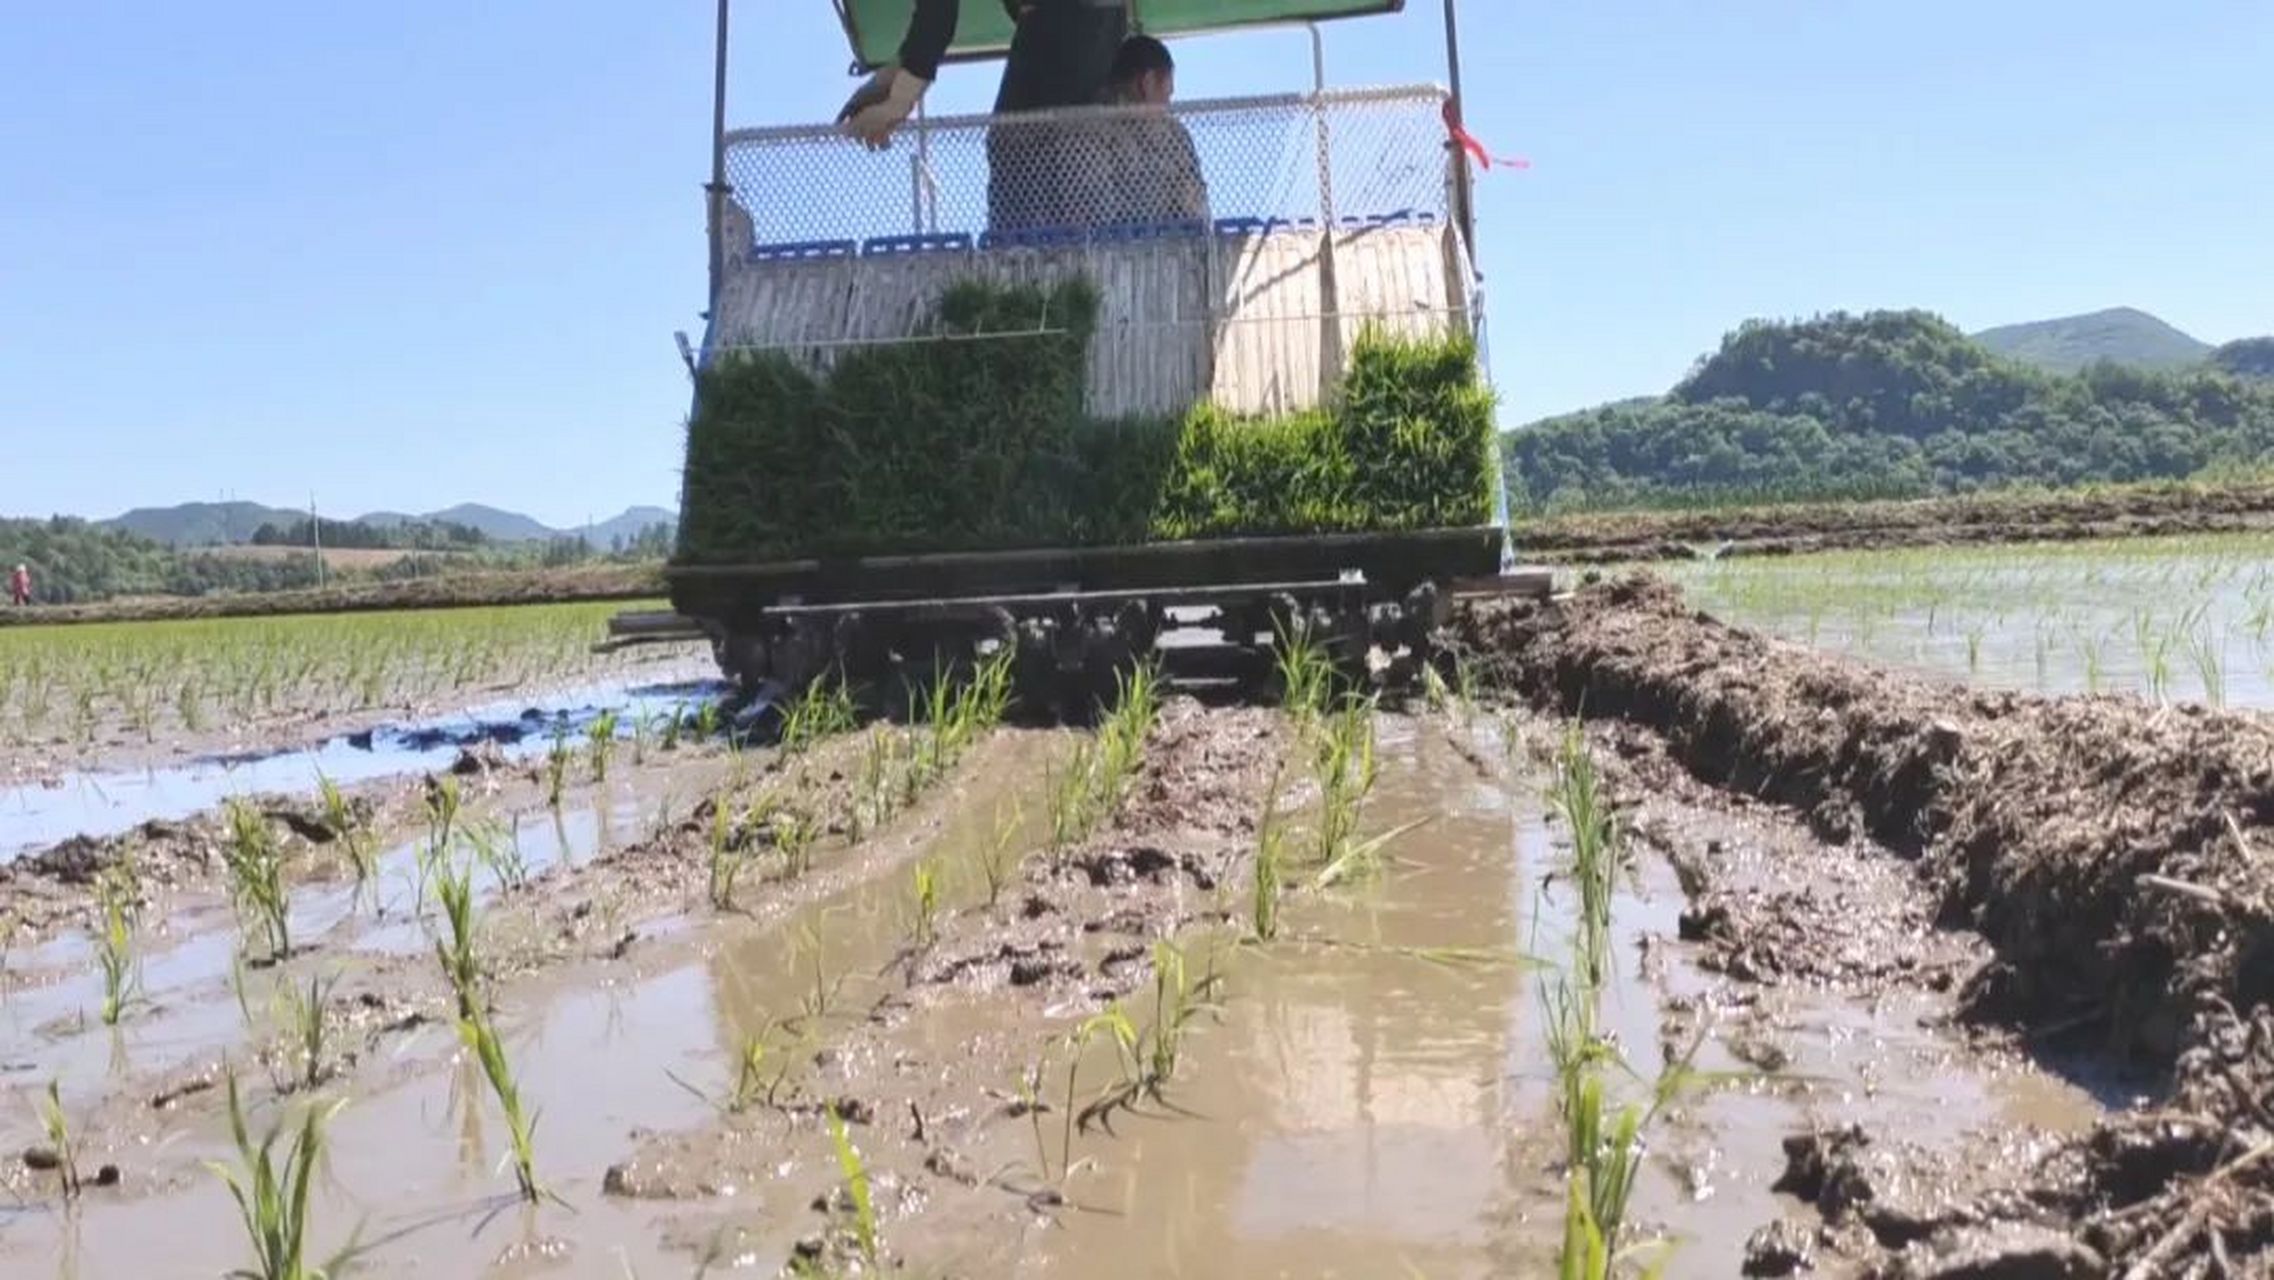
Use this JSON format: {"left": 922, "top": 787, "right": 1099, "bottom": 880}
{"left": 584, "top": 506, "right": 678, "bottom": 547}
{"left": 1971, "top": 307, "right": 2211, "bottom": 374}
{"left": 416, "top": 504, "right": 557, "bottom": 543}
{"left": 109, "top": 500, "right": 308, "bottom": 546}
{"left": 107, "top": 501, "right": 676, "bottom": 547}
{"left": 2210, "top": 337, "right": 2274, "bottom": 381}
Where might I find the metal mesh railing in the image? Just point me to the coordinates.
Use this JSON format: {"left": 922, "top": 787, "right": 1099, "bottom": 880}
{"left": 718, "top": 85, "right": 1454, "bottom": 257}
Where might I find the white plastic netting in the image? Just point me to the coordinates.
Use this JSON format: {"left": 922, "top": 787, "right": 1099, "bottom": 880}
{"left": 719, "top": 86, "right": 1454, "bottom": 257}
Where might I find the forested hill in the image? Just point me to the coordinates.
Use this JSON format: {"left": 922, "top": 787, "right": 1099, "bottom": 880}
{"left": 1505, "top": 311, "right": 2274, "bottom": 512}
{"left": 1972, "top": 306, "right": 2210, "bottom": 373}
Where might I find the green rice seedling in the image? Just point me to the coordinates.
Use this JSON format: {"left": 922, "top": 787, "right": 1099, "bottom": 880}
{"left": 1140, "top": 941, "right": 1217, "bottom": 1091}
{"left": 774, "top": 802, "right": 819, "bottom": 880}
{"left": 661, "top": 704, "right": 685, "bottom": 752}
{"left": 278, "top": 971, "right": 339, "bottom": 1091}
{"left": 908, "top": 859, "right": 941, "bottom": 951}
{"left": 706, "top": 797, "right": 747, "bottom": 911}
{"left": 1252, "top": 762, "right": 1289, "bottom": 941}
{"left": 587, "top": 709, "right": 619, "bottom": 781}
{"left": 2186, "top": 626, "right": 2227, "bottom": 707}
{"left": 1309, "top": 695, "right": 1381, "bottom": 876}
{"left": 315, "top": 774, "right": 375, "bottom": 900}
{"left": 224, "top": 801, "right": 293, "bottom": 964}
{"left": 459, "top": 1012, "right": 546, "bottom": 1204}
{"left": 37, "top": 1079, "right": 82, "bottom": 1200}
{"left": 1044, "top": 745, "right": 1096, "bottom": 853}
{"left": 1551, "top": 723, "right": 1619, "bottom": 988}
{"left": 826, "top": 1105, "right": 879, "bottom": 1268}
{"left": 977, "top": 799, "right": 1024, "bottom": 909}
{"left": 94, "top": 867, "right": 140, "bottom": 1026}
{"left": 793, "top": 921, "right": 847, "bottom": 1028}
{"left": 1272, "top": 617, "right": 1335, "bottom": 721}
{"left": 545, "top": 728, "right": 572, "bottom": 807}
{"left": 670, "top": 1022, "right": 791, "bottom": 1116}
{"left": 783, "top": 671, "right": 859, "bottom": 756}
{"left": 431, "top": 855, "right": 482, "bottom": 1019}
{"left": 424, "top": 775, "right": 462, "bottom": 855}
{"left": 464, "top": 822, "right": 529, "bottom": 894}
{"left": 694, "top": 699, "right": 723, "bottom": 739}
{"left": 178, "top": 679, "right": 205, "bottom": 732}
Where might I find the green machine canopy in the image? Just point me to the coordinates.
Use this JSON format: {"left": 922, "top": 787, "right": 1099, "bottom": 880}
{"left": 835, "top": 0, "right": 1405, "bottom": 70}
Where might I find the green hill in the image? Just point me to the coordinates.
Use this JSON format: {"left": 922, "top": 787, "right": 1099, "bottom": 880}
{"left": 2210, "top": 338, "right": 2274, "bottom": 380}
{"left": 1971, "top": 307, "right": 2210, "bottom": 374}
{"left": 1505, "top": 310, "right": 2274, "bottom": 512}
{"left": 108, "top": 500, "right": 306, "bottom": 546}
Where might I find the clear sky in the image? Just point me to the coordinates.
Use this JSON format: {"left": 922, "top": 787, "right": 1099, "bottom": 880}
{"left": 5, "top": 2, "right": 2269, "bottom": 527}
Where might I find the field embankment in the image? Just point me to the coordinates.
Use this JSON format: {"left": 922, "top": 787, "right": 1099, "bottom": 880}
{"left": 1515, "top": 478, "right": 2274, "bottom": 563}
{"left": 1454, "top": 577, "right": 2274, "bottom": 1270}
{"left": 0, "top": 563, "right": 663, "bottom": 627}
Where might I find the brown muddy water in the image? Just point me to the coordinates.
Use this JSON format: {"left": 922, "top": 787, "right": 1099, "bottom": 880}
{"left": 0, "top": 707, "right": 2107, "bottom": 1277}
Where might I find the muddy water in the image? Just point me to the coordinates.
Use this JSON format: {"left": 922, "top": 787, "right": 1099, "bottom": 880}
{"left": 0, "top": 729, "right": 1065, "bottom": 1278}
{"left": 0, "top": 671, "right": 724, "bottom": 862}
{"left": 936, "top": 715, "right": 2103, "bottom": 1277}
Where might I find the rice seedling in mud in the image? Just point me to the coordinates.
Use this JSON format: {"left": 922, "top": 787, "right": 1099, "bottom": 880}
{"left": 1309, "top": 694, "right": 1382, "bottom": 880}
{"left": 36, "top": 1079, "right": 83, "bottom": 1200}
{"left": 315, "top": 774, "right": 375, "bottom": 905}
{"left": 274, "top": 971, "right": 339, "bottom": 1091}
{"left": 587, "top": 709, "right": 620, "bottom": 782}
{"left": 977, "top": 798, "right": 1025, "bottom": 909}
{"left": 208, "top": 1073, "right": 353, "bottom": 1280}
{"left": 1550, "top": 722, "right": 1620, "bottom": 988}
{"left": 706, "top": 796, "right": 749, "bottom": 912}
{"left": 1047, "top": 663, "right": 1161, "bottom": 852}
{"left": 1537, "top": 727, "right": 1724, "bottom": 1278}
{"left": 459, "top": 1010, "right": 548, "bottom": 1204}
{"left": 905, "top": 857, "right": 944, "bottom": 953}
{"left": 1272, "top": 617, "right": 1337, "bottom": 720}
{"left": 825, "top": 1104, "right": 880, "bottom": 1269}
{"left": 670, "top": 1021, "right": 795, "bottom": 1116}
{"left": 773, "top": 800, "right": 821, "bottom": 880}
{"left": 93, "top": 866, "right": 141, "bottom": 1026}
{"left": 544, "top": 728, "right": 573, "bottom": 808}
{"left": 224, "top": 801, "right": 293, "bottom": 965}
{"left": 781, "top": 670, "right": 859, "bottom": 756}
{"left": 1251, "top": 762, "right": 1290, "bottom": 942}
{"left": 463, "top": 821, "right": 530, "bottom": 894}
{"left": 432, "top": 854, "right": 484, "bottom": 1019}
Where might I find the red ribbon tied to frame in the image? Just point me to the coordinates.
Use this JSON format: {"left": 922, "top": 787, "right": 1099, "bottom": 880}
{"left": 1443, "top": 99, "right": 1530, "bottom": 172}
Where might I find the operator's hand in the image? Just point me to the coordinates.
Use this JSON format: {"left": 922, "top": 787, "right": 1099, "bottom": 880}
{"left": 837, "top": 65, "right": 931, "bottom": 150}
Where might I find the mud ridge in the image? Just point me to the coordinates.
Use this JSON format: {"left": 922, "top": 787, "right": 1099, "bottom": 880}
{"left": 1517, "top": 482, "right": 2274, "bottom": 563}
{"left": 1452, "top": 576, "right": 2274, "bottom": 1271}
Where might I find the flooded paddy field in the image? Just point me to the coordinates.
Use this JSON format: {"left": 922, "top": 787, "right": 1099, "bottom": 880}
{"left": 1663, "top": 531, "right": 2274, "bottom": 709}
{"left": 3, "top": 583, "right": 2268, "bottom": 1276}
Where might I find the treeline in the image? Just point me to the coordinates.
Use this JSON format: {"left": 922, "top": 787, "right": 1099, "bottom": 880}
{"left": 2, "top": 516, "right": 678, "bottom": 605}
{"left": 0, "top": 517, "right": 324, "bottom": 604}
{"left": 249, "top": 516, "right": 489, "bottom": 549}
{"left": 1506, "top": 312, "right": 2274, "bottom": 511}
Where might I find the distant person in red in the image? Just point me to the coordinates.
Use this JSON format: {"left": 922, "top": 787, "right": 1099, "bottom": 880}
{"left": 8, "top": 564, "right": 28, "bottom": 606}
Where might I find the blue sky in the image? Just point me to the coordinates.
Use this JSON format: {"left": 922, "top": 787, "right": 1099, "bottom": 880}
{"left": 5, "top": 1, "right": 2269, "bottom": 527}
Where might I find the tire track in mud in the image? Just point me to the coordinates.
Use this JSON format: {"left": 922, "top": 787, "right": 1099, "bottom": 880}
{"left": 1453, "top": 577, "right": 2274, "bottom": 1274}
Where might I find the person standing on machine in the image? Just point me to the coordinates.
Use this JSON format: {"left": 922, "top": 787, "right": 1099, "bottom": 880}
{"left": 838, "top": 0, "right": 1128, "bottom": 233}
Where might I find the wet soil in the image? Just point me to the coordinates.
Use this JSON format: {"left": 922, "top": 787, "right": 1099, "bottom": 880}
{"left": 1454, "top": 577, "right": 2274, "bottom": 1272}
{"left": 15, "top": 578, "right": 2270, "bottom": 1274}
{"left": 1518, "top": 482, "right": 2274, "bottom": 564}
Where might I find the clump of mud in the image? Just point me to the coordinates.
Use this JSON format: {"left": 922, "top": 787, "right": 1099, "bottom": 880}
{"left": 1452, "top": 576, "right": 2274, "bottom": 1271}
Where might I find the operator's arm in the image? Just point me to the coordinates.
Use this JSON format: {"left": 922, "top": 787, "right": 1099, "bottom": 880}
{"left": 840, "top": 0, "right": 961, "bottom": 148}
{"left": 896, "top": 0, "right": 959, "bottom": 82}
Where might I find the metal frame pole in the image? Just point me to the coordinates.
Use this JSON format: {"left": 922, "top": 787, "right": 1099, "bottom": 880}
{"left": 705, "top": 0, "right": 732, "bottom": 317}
{"left": 1441, "top": 0, "right": 1477, "bottom": 261}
